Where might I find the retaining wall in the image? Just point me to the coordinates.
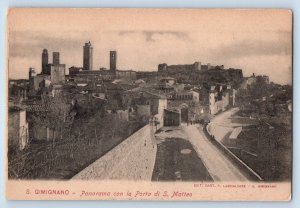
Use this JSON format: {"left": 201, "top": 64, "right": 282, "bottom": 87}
{"left": 205, "top": 123, "right": 263, "bottom": 181}
{"left": 72, "top": 124, "right": 157, "bottom": 180}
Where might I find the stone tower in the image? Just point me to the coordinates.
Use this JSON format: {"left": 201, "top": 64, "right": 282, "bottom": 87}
{"left": 83, "top": 41, "right": 93, "bottom": 70}
{"left": 28, "top": 67, "right": 35, "bottom": 79}
{"left": 110, "top": 51, "right": 117, "bottom": 74}
{"left": 53, "top": 52, "right": 60, "bottom": 65}
{"left": 41, "top": 49, "right": 49, "bottom": 74}
{"left": 194, "top": 62, "right": 202, "bottom": 71}
{"left": 51, "top": 64, "right": 66, "bottom": 85}
{"left": 158, "top": 63, "right": 167, "bottom": 72}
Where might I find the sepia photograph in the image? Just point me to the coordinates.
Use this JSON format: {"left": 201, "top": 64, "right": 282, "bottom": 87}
{"left": 6, "top": 8, "right": 292, "bottom": 200}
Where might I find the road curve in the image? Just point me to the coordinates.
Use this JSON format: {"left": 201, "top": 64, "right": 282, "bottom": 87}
{"left": 183, "top": 124, "right": 248, "bottom": 181}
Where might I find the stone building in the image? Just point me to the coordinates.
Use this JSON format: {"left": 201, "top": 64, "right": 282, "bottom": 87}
{"left": 31, "top": 74, "right": 51, "bottom": 92}
{"left": 159, "top": 77, "right": 176, "bottom": 86}
{"left": 157, "top": 61, "right": 217, "bottom": 74}
{"left": 156, "top": 62, "right": 243, "bottom": 87}
{"left": 122, "top": 87, "right": 167, "bottom": 119}
{"left": 69, "top": 66, "right": 84, "bottom": 76}
{"left": 193, "top": 62, "right": 202, "bottom": 70}
{"left": 256, "top": 75, "right": 270, "bottom": 84}
{"left": 8, "top": 79, "right": 29, "bottom": 101}
{"left": 158, "top": 63, "right": 167, "bottom": 73}
{"left": 136, "top": 71, "right": 158, "bottom": 79}
{"left": 69, "top": 69, "right": 103, "bottom": 83}
{"left": 70, "top": 68, "right": 117, "bottom": 83}
{"left": 100, "top": 70, "right": 116, "bottom": 82}
{"left": 173, "top": 90, "right": 199, "bottom": 103}
{"left": 240, "top": 73, "right": 269, "bottom": 90}
{"left": 209, "top": 85, "right": 230, "bottom": 115}
{"left": 116, "top": 70, "right": 137, "bottom": 80}
{"left": 241, "top": 74, "right": 256, "bottom": 89}
{"left": 164, "top": 108, "right": 181, "bottom": 126}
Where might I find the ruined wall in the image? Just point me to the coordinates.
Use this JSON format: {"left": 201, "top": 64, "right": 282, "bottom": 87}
{"left": 8, "top": 110, "right": 28, "bottom": 150}
{"left": 116, "top": 70, "right": 137, "bottom": 80}
{"left": 116, "top": 110, "right": 129, "bottom": 121}
{"left": 33, "top": 75, "right": 48, "bottom": 91}
{"left": 8, "top": 111, "right": 20, "bottom": 147}
{"left": 72, "top": 124, "right": 157, "bottom": 180}
{"left": 29, "top": 124, "right": 47, "bottom": 141}
{"left": 137, "top": 104, "right": 151, "bottom": 117}
{"left": 29, "top": 122, "right": 61, "bottom": 142}
{"left": 153, "top": 113, "right": 164, "bottom": 130}
{"left": 209, "top": 92, "right": 230, "bottom": 115}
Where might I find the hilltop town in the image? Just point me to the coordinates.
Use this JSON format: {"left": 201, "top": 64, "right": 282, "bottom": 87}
{"left": 8, "top": 41, "right": 292, "bottom": 181}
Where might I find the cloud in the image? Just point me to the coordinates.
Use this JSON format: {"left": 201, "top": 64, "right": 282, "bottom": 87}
{"left": 8, "top": 29, "right": 292, "bottom": 85}
{"left": 9, "top": 30, "right": 86, "bottom": 58}
{"left": 210, "top": 30, "right": 291, "bottom": 60}
{"left": 117, "top": 30, "right": 190, "bottom": 42}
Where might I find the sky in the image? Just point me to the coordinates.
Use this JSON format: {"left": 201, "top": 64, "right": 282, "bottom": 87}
{"left": 7, "top": 8, "right": 292, "bottom": 85}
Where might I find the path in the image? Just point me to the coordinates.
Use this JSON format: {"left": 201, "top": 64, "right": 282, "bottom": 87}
{"left": 152, "top": 126, "right": 212, "bottom": 181}
{"left": 183, "top": 124, "right": 248, "bottom": 181}
{"left": 152, "top": 125, "right": 248, "bottom": 182}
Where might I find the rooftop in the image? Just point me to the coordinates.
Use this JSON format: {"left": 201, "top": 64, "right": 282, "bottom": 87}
{"left": 124, "top": 87, "right": 167, "bottom": 99}
{"left": 160, "top": 76, "right": 176, "bottom": 80}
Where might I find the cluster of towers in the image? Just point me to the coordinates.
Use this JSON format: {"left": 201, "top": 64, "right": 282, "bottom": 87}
{"left": 38, "top": 41, "right": 117, "bottom": 84}
{"left": 40, "top": 49, "right": 66, "bottom": 85}
{"left": 83, "top": 41, "right": 117, "bottom": 74}
{"left": 41, "top": 49, "right": 61, "bottom": 75}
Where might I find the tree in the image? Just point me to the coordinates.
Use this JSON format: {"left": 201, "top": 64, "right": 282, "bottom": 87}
{"left": 30, "top": 94, "right": 75, "bottom": 147}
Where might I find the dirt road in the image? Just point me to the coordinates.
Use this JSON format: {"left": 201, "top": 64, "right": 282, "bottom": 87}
{"left": 152, "top": 124, "right": 248, "bottom": 181}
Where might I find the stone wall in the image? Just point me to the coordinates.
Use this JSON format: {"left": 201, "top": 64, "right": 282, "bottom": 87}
{"left": 205, "top": 123, "right": 263, "bottom": 181}
{"left": 29, "top": 122, "right": 61, "bottom": 142}
{"left": 72, "top": 124, "right": 157, "bottom": 180}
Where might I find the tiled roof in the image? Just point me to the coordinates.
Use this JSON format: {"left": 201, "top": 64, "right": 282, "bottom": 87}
{"left": 124, "top": 87, "right": 167, "bottom": 99}
{"left": 26, "top": 105, "right": 50, "bottom": 112}
{"left": 165, "top": 108, "right": 180, "bottom": 113}
{"left": 160, "top": 76, "right": 176, "bottom": 80}
{"left": 105, "top": 83, "right": 124, "bottom": 90}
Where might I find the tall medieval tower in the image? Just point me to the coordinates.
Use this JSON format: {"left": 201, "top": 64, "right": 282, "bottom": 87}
{"left": 53, "top": 52, "right": 60, "bottom": 65}
{"left": 41, "top": 49, "right": 49, "bottom": 74}
{"left": 83, "top": 41, "right": 93, "bottom": 70}
{"left": 110, "top": 51, "right": 117, "bottom": 75}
